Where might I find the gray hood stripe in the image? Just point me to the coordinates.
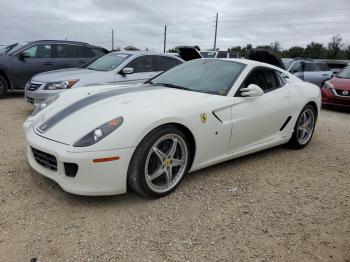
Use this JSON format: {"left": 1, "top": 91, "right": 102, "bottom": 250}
{"left": 37, "top": 86, "right": 164, "bottom": 133}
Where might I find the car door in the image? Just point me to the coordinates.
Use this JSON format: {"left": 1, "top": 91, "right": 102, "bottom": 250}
{"left": 230, "top": 67, "right": 294, "bottom": 152}
{"left": 114, "top": 55, "right": 156, "bottom": 84}
{"left": 52, "top": 44, "right": 88, "bottom": 69}
{"left": 11, "top": 44, "right": 55, "bottom": 89}
{"left": 303, "top": 62, "right": 324, "bottom": 86}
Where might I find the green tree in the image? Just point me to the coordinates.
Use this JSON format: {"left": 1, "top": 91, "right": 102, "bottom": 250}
{"left": 287, "top": 46, "right": 305, "bottom": 58}
{"left": 344, "top": 45, "right": 350, "bottom": 59}
{"left": 304, "top": 42, "right": 327, "bottom": 59}
{"left": 328, "top": 34, "right": 343, "bottom": 59}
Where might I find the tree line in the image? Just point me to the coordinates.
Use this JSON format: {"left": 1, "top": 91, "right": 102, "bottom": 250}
{"left": 168, "top": 35, "right": 350, "bottom": 60}
{"left": 228, "top": 35, "right": 350, "bottom": 60}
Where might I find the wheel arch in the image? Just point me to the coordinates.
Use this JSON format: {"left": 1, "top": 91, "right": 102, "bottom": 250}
{"left": 133, "top": 121, "right": 197, "bottom": 170}
{"left": 0, "top": 69, "right": 13, "bottom": 90}
{"left": 305, "top": 101, "right": 319, "bottom": 120}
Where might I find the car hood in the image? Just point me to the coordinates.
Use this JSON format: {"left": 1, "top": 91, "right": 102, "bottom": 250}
{"left": 330, "top": 77, "right": 350, "bottom": 91}
{"left": 32, "top": 84, "right": 211, "bottom": 145}
{"left": 32, "top": 68, "right": 110, "bottom": 82}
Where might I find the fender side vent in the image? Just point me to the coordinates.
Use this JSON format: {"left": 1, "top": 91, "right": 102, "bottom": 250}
{"left": 280, "top": 116, "right": 292, "bottom": 131}
{"left": 212, "top": 111, "right": 223, "bottom": 123}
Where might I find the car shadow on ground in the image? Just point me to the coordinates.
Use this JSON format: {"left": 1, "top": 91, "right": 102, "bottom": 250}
{"left": 30, "top": 144, "right": 290, "bottom": 207}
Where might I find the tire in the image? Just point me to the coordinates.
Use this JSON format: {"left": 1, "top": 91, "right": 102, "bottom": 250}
{"left": 288, "top": 104, "right": 316, "bottom": 149}
{"left": 127, "top": 125, "right": 191, "bottom": 197}
{"left": 0, "top": 75, "right": 8, "bottom": 98}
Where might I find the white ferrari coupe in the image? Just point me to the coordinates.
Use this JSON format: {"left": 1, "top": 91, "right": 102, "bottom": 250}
{"left": 24, "top": 58, "right": 321, "bottom": 197}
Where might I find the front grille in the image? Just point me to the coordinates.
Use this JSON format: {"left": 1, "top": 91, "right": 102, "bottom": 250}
{"left": 26, "top": 96, "right": 34, "bottom": 104}
{"left": 335, "top": 89, "right": 350, "bottom": 97}
{"left": 27, "top": 82, "right": 41, "bottom": 91}
{"left": 31, "top": 147, "right": 57, "bottom": 171}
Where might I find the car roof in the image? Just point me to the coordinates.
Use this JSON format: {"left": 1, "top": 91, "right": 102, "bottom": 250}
{"left": 110, "top": 50, "right": 185, "bottom": 59}
{"left": 27, "top": 40, "right": 104, "bottom": 48}
{"left": 218, "top": 58, "right": 284, "bottom": 70}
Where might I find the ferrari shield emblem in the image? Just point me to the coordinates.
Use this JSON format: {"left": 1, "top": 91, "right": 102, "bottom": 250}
{"left": 200, "top": 113, "right": 208, "bottom": 123}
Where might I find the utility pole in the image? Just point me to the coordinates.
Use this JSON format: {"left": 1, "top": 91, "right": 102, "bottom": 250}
{"left": 112, "top": 29, "right": 114, "bottom": 51}
{"left": 213, "top": 13, "right": 218, "bottom": 51}
{"left": 163, "top": 25, "right": 167, "bottom": 53}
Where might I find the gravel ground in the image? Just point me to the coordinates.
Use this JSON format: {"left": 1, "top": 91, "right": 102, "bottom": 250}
{"left": 0, "top": 95, "right": 349, "bottom": 262}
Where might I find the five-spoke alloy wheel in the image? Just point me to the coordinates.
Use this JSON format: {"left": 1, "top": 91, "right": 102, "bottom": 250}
{"left": 288, "top": 104, "right": 316, "bottom": 149}
{"left": 128, "top": 125, "right": 190, "bottom": 197}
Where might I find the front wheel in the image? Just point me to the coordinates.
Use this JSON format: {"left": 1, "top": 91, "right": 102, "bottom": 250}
{"left": 128, "top": 125, "right": 190, "bottom": 197}
{"left": 288, "top": 104, "right": 316, "bottom": 149}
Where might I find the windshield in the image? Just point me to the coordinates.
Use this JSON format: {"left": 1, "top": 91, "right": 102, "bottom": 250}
{"left": 87, "top": 53, "right": 132, "bottom": 71}
{"left": 150, "top": 59, "right": 245, "bottom": 95}
{"left": 337, "top": 66, "right": 350, "bottom": 79}
{"left": 6, "top": 42, "right": 29, "bottom": 55}
{"left": 200, "top": 51, "right": 216, "bottom": 58}
{"left": 283, "top": 60, "right": 292, "bottom": 69}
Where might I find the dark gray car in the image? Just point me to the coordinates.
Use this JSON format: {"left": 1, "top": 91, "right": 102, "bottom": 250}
{"left": 0, "top": 40, "right": 108, "bottom": 97}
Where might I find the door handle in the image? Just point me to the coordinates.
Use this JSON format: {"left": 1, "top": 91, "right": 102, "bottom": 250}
{"left": 44, "top": 62, "right": 53, "bottom": 66}
{"left": 322, "top": 73, "right": 329, "bottom": 76}
{"left": 78, "top": 60, "right": 87, "bottom": 64}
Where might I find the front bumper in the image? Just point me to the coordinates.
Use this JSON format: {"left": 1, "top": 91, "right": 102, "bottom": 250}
{"left": 25, "top": 88, "right": 64, "bottom": 107}
{"left": 25, "top": 124, "right": 135, "bottom": 196}
{"left": 321, "top": 88, "right": 350, "bottom": 109}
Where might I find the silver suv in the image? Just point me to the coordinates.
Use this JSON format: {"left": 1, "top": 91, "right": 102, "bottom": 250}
{"left": 287, "top": 59, "right": 332, "bottom": 87}
{"left": 25, "top": 51, "right": 184, "bottom": 106}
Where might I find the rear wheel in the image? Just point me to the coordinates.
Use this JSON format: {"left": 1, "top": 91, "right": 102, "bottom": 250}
{"left": 288, "top": 104, "right": 316, "bottom": 149}
{"left": 128, "top": 125, "right": 190, "bottom": 197}
{"left": 0, "top": 75, "right": 8, "bottom": 98}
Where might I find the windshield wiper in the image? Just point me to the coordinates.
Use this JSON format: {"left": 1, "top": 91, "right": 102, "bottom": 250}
{"left": 154, "top": 82, "right": 191, "bottom": 91}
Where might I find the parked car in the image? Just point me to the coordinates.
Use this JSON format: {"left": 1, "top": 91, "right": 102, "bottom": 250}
{"left": 200, "top": 51, "right": 240, "bottom": 58}
{"left": 321, "top": 65, "right": 350, "bottom": 109}
{"left": 287, "top": 59, "right": 332, "bottom": 87}
{"left": 0, "top": 40, "right": 108, "bottom": 97}
{"left": 24, "top": 58, "right": 320, "bottom": 197}
{"left": 25, "top": 51, "right": 184, "bottom": 106}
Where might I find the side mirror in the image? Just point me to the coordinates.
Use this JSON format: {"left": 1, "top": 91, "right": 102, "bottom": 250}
{"left": 19, "top": 52, "right": 30, "bottom": 60}
{"left": 241, "top": 84, "right": 264, "bottom": 97}
{"left": 121, "top": 67, "right": 134, "bottom": 75}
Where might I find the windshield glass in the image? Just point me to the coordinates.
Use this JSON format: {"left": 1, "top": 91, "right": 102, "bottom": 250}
{"left": 150, "top": 59, "right": 245, "bottom": 95}
{"left": 337, "top": 66, "right": 350, "bottom": 79}
{"left": 87, "top": 53, "right": 132, "bottom": 71}
{"left": 6, "top": 42, "right": 29, "bottom": 55}
{"left": 283, "top": 61, "right": 292, "bottom": 69}
{"left": 200, "top": 51, "right": 216, "bottom": 58}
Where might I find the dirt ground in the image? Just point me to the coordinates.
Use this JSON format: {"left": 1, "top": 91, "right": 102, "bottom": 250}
{"left": 0, "top": 95, "right": 349, "bottom": 262}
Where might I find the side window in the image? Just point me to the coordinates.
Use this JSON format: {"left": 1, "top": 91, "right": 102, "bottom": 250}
{"left": 55, "top": 44, "right": 81, "bottom": 58}
{"left": 23, "top": 44, "right": 52, "bottom": 58}
{"left": 304, "top": 62, "right": 319, "bottom": 72}
{"left": 276, "top": 71, "right": 287, "bottom": 86}
{"left": 240, "top": 68, "right": 280, "bottom": 95}
{"left": 79, "top": 46, "right": 95, "bottom": 58}
{"left": 90, "top": 48, "right": 108, "bottom": 57}
{"left": 291, "top": 62, "right": 302, "bottom": 73}
{"left": 125, "top": 55, "right": 154, "bottom": 73}
{"left": 242, "top": 69, "right": 269, "bottom": 91}
{"left": 155, "top": 56, "right": 181, "bottom": 71}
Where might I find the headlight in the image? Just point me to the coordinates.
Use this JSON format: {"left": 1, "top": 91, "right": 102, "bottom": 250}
{"left": 44, "top": 80, "right": 79, "bottom": 90}
{"left": 323, "top": 81, "right": 334, "bottom": 89}
{"left": 31, "top": 95, "right": 59, "bottom": 117}
{"left": 74, "top": 117, "right": 123, "bottom": 147}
